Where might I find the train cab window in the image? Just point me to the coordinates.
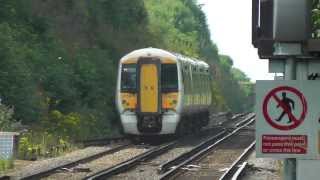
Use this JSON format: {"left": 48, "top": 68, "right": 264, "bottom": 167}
{"left": 121, "top": 64, "right": 137, "bottom": 92}
{"left": 161, "top": 64, "right": 178, "bottom": 92}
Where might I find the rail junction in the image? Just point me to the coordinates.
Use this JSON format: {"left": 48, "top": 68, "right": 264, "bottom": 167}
{"left": 2, "top": 113, "right": 258, "bottom": 180}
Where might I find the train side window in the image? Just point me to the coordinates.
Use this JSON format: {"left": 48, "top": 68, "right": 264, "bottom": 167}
{"left": 207, "top": 74, "right": 210, "bottom": 86}
{"left": 208, "top": 75, "right": 211, "bottom": 92}
{"left": 191, "top": 67, "right": 195, "bottom": 91}
{"left": 180, "top": 64, "right": 184, "bottom": 82}
{"left": 205, "top": 73, "right": 208, "bottom": 89}
{"left": 203, "top": 73, "right": 206, "bottom": 93}
{"left": 121, "top": 64, "right": 137, "bottom": 92}
{"left": 181, "top": 64, "right": 187, "bottom": 92}
{"left": 189, "top": 65, "right": 194, "bottom": 92}
{"left": 197, "top": 72, "right": 200, "bottom": 93}
{"left": 187, "top": 65, "right": 192, "bottom": 93}
{"left": 202, "top": 74, "right": 205, "bottom": 92}
{"left": 201, "top": 73, "right": 205, "bottom": 94}
{"left": 202, "top": 74, "right": 205, "bottom": 93}
{"left": 198, "top": 71, "right": 202, "bottom": 93}
{"left": 195, "top": 71, "right": 199, "bottom": 93}
{"left": 185, "top": 65, "right": 190, "bottom": 94}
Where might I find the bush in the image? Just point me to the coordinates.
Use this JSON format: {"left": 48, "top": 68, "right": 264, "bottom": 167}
{"left": 0, "top": 103, "right": 15, "bottom": 131}
{"left": 18, "top": 131, "right": 74, "bottom": 160}
{"left": 0, "top": 158, "right": 13, "bottom": 174}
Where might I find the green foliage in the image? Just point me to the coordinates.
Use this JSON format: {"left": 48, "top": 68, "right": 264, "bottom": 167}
{"left": 216, "top": 55, "right": 253, "bottom": 112}
{"left": 0, "top": 158, "right": 13, "bottom": 174}
{"left": 144, "top": 0, "right": 200, "bottom": 57}
{"left": 0, "top": 23, "right": 44, "bottom": 123}
{"left": 312, "top": 0, "right": 320, "bottom": 38}
{"left": 18, "top": 131, "right": 74, "bottom": 160}
{"left": 0, "top": 0, "right": 253, "bottom": 145}
{"left": 210, "top": 82, "right": 228, "bottom": 111}
{"left": 231, "top": 68, "right": 250, "bottom": 82}
{"left": 0, "top": 104, "right": 15, "bottom": 131}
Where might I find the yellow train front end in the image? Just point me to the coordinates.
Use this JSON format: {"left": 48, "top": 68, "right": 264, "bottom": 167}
{"left": 116, "top": 48, "right": 181, "bottom": 135}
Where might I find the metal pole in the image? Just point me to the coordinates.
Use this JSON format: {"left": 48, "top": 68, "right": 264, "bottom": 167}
{"left": 284, "top": 159, "right": 296, "bottom": 180}
{"left": 284, "top": 58, "right": 296, "bottom": 80}
{"left": 284, "top": 58, "right": 296, "bottom": 180}
{"left": 296, "top": 61, "right": 308, "bottom": 80}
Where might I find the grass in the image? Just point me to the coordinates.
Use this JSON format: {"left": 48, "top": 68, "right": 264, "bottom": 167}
{"left": 18, "top": 131, "right": 78, "bottom": 160}
{"left": 0, "top": 158, "right": 13, "bottom": 174}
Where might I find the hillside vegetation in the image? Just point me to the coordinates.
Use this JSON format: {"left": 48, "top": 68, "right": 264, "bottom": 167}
{"left": 0, "top": 0, "right": 253, "bottom": 140}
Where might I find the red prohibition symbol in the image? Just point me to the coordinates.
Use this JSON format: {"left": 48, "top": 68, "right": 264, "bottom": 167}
{"left": 262, "top": 86, "right": 307, "bottom": 131}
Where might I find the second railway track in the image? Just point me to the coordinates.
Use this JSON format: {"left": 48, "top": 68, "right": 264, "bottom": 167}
{"left": 160, "top": 115, "right": 255, "bottom": 180}
{"left": 84, "top": 114, "right": 255, "bottom": 180}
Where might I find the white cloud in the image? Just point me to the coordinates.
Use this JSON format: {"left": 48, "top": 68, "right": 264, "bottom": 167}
{"left": 198, "top": 0, "right": 274, "bottom": 81}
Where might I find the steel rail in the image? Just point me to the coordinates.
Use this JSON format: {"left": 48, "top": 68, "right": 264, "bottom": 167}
{"left": 219, "top": 141, "right": 256, "bottom": 180}
{"left": 157, "top": 113, "right": 249, "bottom": 175}
{"left": 0, "top": 176, "right": 10, "bottom": 180}
{"left": 231, "top": 162, "right": 248, "bottom": 180}
{"left": 231, "top": 113, "right": 245, "bottom": 120}
{"left": 158, "top": 130, "right": 227, "bottom": 174}
{"left": 20, "top": 143, "right": 131, "bottom": 180}
{"left": 235, "top": 113, "right": 256, "bottom": 128}
{"left": 78, "top": 136, "right": 127, "bottom": 147}
{"left": 84, "top": 141, "right": 177, "bottom": 180}
{"left": 159, "top": 116, "right": 255, "bottom": 180}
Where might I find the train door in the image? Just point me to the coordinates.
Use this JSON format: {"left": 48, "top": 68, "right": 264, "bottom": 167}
{"left": 138, "top": 58, "right": 161, "bottom": 114}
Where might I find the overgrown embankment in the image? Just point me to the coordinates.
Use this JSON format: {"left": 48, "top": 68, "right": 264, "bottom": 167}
{"left": 0, "top": 0, "right": 253, "bottom": 149}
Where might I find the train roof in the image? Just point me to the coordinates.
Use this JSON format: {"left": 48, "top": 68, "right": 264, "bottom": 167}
{"left": 120, "top": 48, "right": 209, "bottom": 69}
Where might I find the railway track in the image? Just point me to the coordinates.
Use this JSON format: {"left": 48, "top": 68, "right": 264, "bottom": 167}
{"left": 79, "top": 136, "right": 128, "bottom": 147}
{"left": 0, "top": 176, "right": 9, "bottom": 180}
{"left": 41, "top": 144, "right": 161, "bottom": 180}
{"left": 10, "top": 143, "right": 131, "bottom": 180}
{"left": 4, "top": 112, "right": 251, "bottom": 180}
{"left": 85, "top": 114, "right": 254, "bottom": 180}
{"left": 159, "top": 114, "right": 255, "bottom": 180}
{"left": 219, "top": 142, "right": 255, "bottom": 180}
{"left": 84, "top": 142, "right": 177, "bottom": 180}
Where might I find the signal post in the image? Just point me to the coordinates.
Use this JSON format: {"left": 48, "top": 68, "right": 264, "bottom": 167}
{"left": 252, "top": 0, "right": 320, "bottom": 179}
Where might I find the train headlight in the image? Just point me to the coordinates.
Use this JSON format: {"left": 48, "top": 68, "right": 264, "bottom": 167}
{"left": 162, "top": 93, "right": 178, "bottom": 110}
{"left": 120, "top": 93, "right": 137, "bottom": 110}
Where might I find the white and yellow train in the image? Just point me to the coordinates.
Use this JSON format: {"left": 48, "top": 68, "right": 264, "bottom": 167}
{"left": 116, "top": 48, "right": 212, "bottom": 135}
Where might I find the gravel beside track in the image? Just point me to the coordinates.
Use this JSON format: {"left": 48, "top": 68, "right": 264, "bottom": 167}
{"left": 109, "top": 128, "right": 224, "bottom": 180}
{"left": 43, "top": 146, "right": 148, "bottom": 180}
{"left": 105, "top": 113, "right": 252, "bottom": 180}
{"left": 7, "top": 144, "right": 124, "bottom": 179}
{"left": 1, "top": 160, "right": 32, "bottom": 176}
{"left": 175, "top": 129, "right": 255, "bottom": 180}
{"left": 241, "top": 152, "right": 281, "bottom": 180}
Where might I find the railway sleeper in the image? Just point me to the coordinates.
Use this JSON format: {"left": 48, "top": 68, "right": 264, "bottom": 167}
{"left": 177, "top": 111, "right": 209, "bottom": 136}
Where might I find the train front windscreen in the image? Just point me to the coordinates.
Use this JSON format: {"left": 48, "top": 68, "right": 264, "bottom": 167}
{"left": 161, "top": 64, "right": 178, "bottom": 92}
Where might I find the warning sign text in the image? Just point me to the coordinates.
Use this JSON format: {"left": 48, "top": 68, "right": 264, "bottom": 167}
{"left": 262, "top": 135, "right": 307, "bottom": 154}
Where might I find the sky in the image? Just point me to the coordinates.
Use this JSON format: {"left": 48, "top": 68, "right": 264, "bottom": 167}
{"left": 197, "top": 0, "right": 274, "bottom": 81}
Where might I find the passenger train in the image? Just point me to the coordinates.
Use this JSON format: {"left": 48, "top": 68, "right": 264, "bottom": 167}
{"left": 116, "top": 48, "right": 212, "bottom": 136}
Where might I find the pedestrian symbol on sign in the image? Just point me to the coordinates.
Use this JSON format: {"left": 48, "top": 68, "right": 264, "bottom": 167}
{"left": 262, "top": 86, "right": 307, "bottom": 131}
{"left": 275, "top": 92, "right": 295, "bottom": 123}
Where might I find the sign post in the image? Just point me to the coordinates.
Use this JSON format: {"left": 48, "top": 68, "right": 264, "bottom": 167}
{"left": 256, "top": 81, "right": 320, "bottom": 160}
{"left": 251, "top": 0, "right": 320, "bottom": 179}
{"left": 256, "top": 61, "right": 320, "bottom": 180}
